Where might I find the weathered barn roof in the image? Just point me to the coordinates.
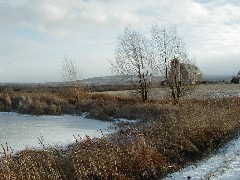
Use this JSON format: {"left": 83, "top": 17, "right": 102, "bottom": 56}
{"left": 181, "top": 64, "right": 202, "bottom": 75}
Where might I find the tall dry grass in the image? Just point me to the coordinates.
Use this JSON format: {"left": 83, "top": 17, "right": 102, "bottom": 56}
{"left": 0, "top": 96, "right": 239, "bottom": 179}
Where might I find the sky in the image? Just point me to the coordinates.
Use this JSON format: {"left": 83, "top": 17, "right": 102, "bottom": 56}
{"left": 0, "top": 0, "right": 240, "bottom": 83}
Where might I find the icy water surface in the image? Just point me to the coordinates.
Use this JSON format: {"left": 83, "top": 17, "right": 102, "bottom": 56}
{"left": 0, "top": 112, "right": 113, "bottom": 153}
{"left": 164, "top": 134, "right": 240, "bottom": 180}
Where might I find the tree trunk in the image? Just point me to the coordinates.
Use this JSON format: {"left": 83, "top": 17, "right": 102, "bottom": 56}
{"left": 140, "top": 83, "right": 148, "bottom": 102}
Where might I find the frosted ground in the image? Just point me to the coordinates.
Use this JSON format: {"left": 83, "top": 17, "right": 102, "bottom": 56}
{"left": 105, "top": 84, "right": 240, "bottom": 99}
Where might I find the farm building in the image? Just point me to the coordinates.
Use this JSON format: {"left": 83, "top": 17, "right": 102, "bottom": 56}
{"left": 169, "top": 58, "right": 202, "bottom": 84}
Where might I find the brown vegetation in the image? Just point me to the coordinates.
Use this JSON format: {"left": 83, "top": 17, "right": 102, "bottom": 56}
{"left": 0, "top": 88, "right": 239, "bottom": 179}
{"left": 0, "top": 87, "right": 166, "bottom": 120}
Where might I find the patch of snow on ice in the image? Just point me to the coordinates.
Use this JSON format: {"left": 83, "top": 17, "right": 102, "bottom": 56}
{"left": 113, "top": 118, "right": 139, "bottom": 124}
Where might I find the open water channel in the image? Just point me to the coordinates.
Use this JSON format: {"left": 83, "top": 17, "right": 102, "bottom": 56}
{"left": 0, "top": 112, "right": 113, "bottom": 154}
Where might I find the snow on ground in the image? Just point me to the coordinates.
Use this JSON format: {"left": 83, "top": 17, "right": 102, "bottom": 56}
{"left": 163, "top": 134, "right": 240, "bottom": 180}
{"left": 113, "top": 118, "right": 139, "bottom": 124}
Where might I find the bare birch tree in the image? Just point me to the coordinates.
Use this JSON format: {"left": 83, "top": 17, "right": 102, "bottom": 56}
{"left": 110, "top": 26, "right": 154, "bottom": 101}
{"left": 62, "top": 55, "right": 79, "bottom": 84}
{"left": 151, "top": 26, "right": 193, "bottom": 104}
{"left": 61, "top": 55, "right": 82, "bottom": 102}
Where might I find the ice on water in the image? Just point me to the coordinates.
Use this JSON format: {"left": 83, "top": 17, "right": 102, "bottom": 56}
{"left": 0, "top": 112, "right": 112, "bottom": 153}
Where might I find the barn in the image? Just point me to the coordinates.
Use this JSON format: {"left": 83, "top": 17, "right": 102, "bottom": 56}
{"left": 169, "top": 59, "right": 202, "bottom": 85}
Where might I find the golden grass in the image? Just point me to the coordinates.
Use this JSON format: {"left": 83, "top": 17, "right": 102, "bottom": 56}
{"left": 0, "top": 94, "right": 239, "bottom": 179}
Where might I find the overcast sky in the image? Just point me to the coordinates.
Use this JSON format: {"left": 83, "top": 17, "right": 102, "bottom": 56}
{"left": 0, "top": 0, "right": 240, "bottom": 83}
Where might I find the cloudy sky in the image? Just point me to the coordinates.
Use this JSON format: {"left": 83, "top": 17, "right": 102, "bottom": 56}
{"left": 0, "top": 0, "right": 240, "bottom": 83}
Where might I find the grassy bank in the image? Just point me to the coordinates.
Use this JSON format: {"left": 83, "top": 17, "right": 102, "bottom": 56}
{"left": 0, "top": 87, "right": 239, "bottom": 179}
{"left": 0, "top": 87, "right": 168, "bottom": 120}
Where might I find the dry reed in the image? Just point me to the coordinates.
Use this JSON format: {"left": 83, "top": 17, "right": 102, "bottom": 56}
{"left": 0, "top": 95, "right": 239, "bottom": 179}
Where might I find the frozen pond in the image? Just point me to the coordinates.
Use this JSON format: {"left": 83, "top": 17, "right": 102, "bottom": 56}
{"left": 164, "top": 134, "right": 240, "bottom": 180}
{"left": 0, "top": 112, "right": 113, "bottom": 153}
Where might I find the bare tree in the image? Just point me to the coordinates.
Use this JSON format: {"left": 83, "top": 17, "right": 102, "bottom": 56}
{"left": 61, "top": 55, "right": 82, "bottom": 102}
{"left": 168, "top": 58, "right": 195, "bottom": 104}
{"left": 62, "top": 55, "right": 79, "bottom": 84}
{"left": 110, "top": 26, "right": 154, "bottom": 101}
{"left": 151, "top": 26, "right": 194, "bottom": 104}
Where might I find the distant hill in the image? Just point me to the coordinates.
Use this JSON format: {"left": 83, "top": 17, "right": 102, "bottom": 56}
{"left": 79, "top": 75, "right": 162, "bottom": 86}
{"left": 202, "top": 75, "right": 233, "bottom": 82}
{"left": 81, "top": 75, "right": 235, "bottom": 85}
{"left": 1, "top": 75, "right": 235, "bottom": 90}
{"left": 79, "top": 75, "right": 129, "bottom": 85}
{"left": 30, "top": 75, "right": 235, "bottom": 86}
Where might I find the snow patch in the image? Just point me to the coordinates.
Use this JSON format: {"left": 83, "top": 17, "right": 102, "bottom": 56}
{"left": 164, "top": 134, "right": 240, "bottom": 180}
{"left": 113, "top": 118, "right": 139, "bottom": 124}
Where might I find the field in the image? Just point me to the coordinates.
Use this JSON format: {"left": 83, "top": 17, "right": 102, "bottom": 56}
{"left": 104, "top": 84, "right": 240, "bottom": 100}
{"left": 0, "top": 84, "right": 239, "bottom": 179}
